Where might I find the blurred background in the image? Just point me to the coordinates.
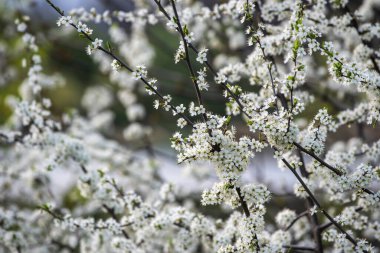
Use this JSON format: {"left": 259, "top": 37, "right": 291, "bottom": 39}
{"left": 1, "top": 0, "right": 380, "bottom": 219}
{"left": 1, "top": 0, "right": 380, "bottom": 137}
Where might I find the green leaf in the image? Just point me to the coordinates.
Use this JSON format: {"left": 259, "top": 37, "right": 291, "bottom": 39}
{"left": 98, "top": 169, "right": 105, "bottom": 178}
{"left": 297, "top": 64, "right": 305, "bottom": 71}
{"left": 183, "top": 24, "right": 189, "bottom": 36}
{"left": 333, "top": 62, "right": 343, "bottom": 77}
{"left": 292, "top": 39, "right": 301, "bottom": 59}
{"left": 106, "top": 41, "right": 112, "bottom": 52}
{"left": 225, "top": 115, "right": 232, "bottom": 126}
{"left": 287, "top": 75, "right": 296, "bottom": 82}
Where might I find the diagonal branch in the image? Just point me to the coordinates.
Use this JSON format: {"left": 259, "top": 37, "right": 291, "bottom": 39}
{"left": 169, "top": 0, "right": 207, "bottom": 121}
{"left": 298, "top": 150, "right": 324, "bottom": 253}
{"left": 344, "top": 6, "right": 380, "bottom": 74}
{"left": 45, "top": 0, "right": 194, "bottom": 126}
{"left": 282, "top": 245, "right": 316, "bottom": 252}
{"left": 285, "top": 210, "right": 309, "bottom": 231}
{"left": 152, "top": 0, "right": 252, "bottom": 118}
{"left": 236, "top": 186, "right": 261, "bottom": 251}
{"left": 294, "top": 142, "right": 374, "bottom": 196}
{"left": 281, "top": 158, "right": 358, "bottom": 247}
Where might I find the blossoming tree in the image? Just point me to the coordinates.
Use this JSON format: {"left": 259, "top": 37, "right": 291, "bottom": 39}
{"left": 0, "top": 0, "right": 379, "bottom": 252}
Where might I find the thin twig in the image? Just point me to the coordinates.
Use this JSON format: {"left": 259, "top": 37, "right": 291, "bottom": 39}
{"left": 294, "top": 142, "right": 374, "bottom": 196}
{"left": 283, "top": 245, "right": 316, "bottom": 252}
{"left": 285, "top": 210, "right": 309, "bottom": 231}
{"left": 152, "top": 0, "right": 253, "bottom": 118}
{"left": 169, "top": 0, "right": 207, "bottom": 121}
{"left": 344, "top": 6, "right": 380, "bottom": 74}
{"left": 236, "top": 187, "right": 260, "bottom": 251}
{"left": 281, "top": 158, "right": 358, "bottom": 246}
{"left": 45, "top": 0, "right": 194, "bottom": 126}
{"left": 298, "top": 150, "right": 324, "bottom": 253}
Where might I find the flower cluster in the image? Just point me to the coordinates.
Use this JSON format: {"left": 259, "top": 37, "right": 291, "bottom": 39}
{"left": 1, "top": 0, "right": 379, "bottom": 252}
